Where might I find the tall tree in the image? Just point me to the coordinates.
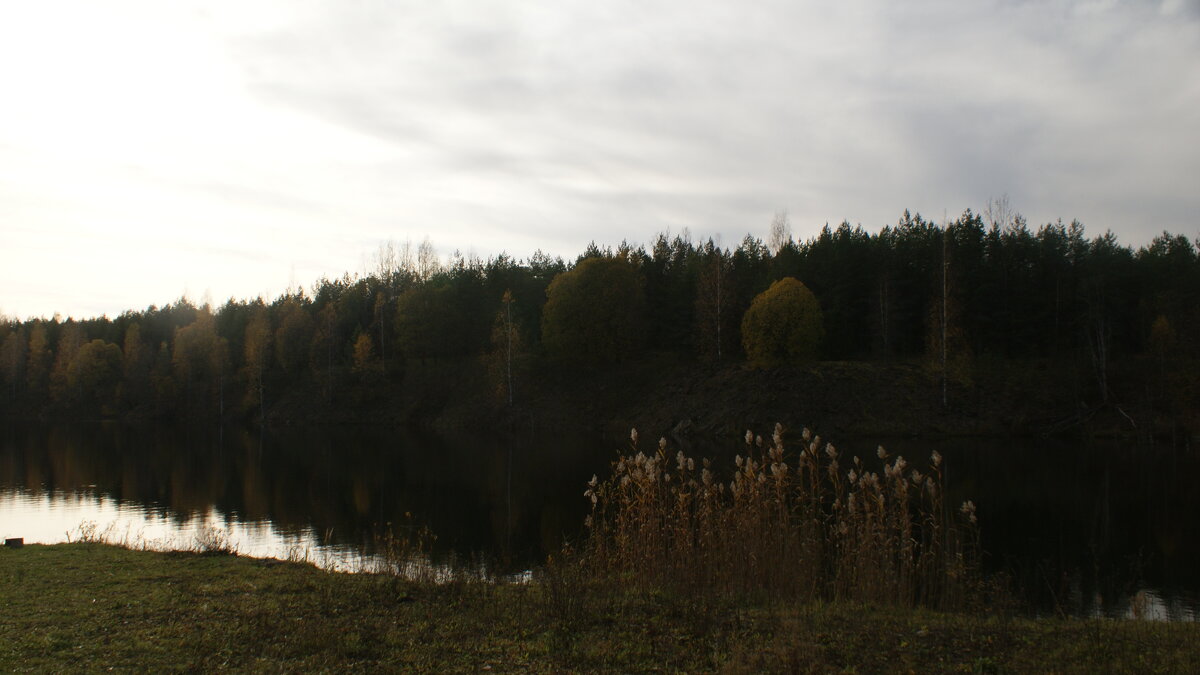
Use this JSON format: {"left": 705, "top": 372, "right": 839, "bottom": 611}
{"left": 542, "top": 255, "right": 645, "bottom": 363}
{"left": 694, "top": 242, "right": 735, "bottom": 362}
{"left": 243, "top": 306, "right": 271, "bottom": 422}
{"left": 274, "top": 295, "right": 314, "bottom": 378}
{"left": 173, "top": 308, "right": 229, "bottom": 418}
{"left": 120, "top": 322, "right": 152, "bottom": 412}
{"left": 25, "top": 322, "right": 51, "bottom": 405}
{"left": 2, "top": 325, "right": 26, "bottom": 403}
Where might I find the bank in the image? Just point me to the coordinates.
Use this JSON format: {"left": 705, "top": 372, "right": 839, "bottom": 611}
{"left": 265, "top": 354, "right": 1196, "bottom": 444}
{"left": 1, "top": 543, "right": 1196, "bottom": 672}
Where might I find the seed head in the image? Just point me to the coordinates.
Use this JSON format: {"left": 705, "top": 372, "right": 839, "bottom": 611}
{"left": 745, "top": 430, "right": 754, "bottom": 445}
{"left": 877, "top": 446, "right": 888, "bottom": 460}
{"left": 930, "top": 450, "right": 942, "bottom": 467}
{"left": 659, "top": 437, "right": 667, "bottom": 451}
{"left": 686, "top": 458, "right": 695, "bottom": 472}
{"left": 801, "top": 427, "right": 812, "bottom": 442}
{"left": 960, "top": 500, "right": 977, "bottom": 524}
{"left": 825, "top": 443, "right": 837, "bottom": 459}
{"left": 848, "top": 468, "right": 858, "bottom": 484}
{"left": 630, "top": 428, "right": 639, "bottom": 445}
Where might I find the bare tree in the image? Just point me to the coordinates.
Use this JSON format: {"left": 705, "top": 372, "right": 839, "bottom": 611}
{"left": 768, "top": 210, "right": 792, "bottom": 255}
{"left": 417, "top": 237, "right": 440, "bottom": 282}
{"left": 374, "top": 239, "right": 417, "bottom": 289}
{"left": 984, "top": 194, "right": 1016, "bottom": 231}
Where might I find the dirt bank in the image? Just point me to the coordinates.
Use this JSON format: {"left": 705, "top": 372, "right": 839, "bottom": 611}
{"left": 268, "top": 354, "right": 1189, "bottom": 443}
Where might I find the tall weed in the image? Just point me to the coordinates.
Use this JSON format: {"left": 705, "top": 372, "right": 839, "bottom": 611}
{"left": 580, "top": 424, "right": 981, "bottom": 609}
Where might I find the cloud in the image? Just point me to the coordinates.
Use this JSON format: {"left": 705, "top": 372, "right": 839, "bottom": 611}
{"left": 1, "top": 0, "right": 1197, "bottom": 319}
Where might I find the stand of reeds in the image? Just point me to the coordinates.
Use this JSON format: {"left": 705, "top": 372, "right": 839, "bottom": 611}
{"left": 579, "top": 424, "right": 981, "bottom": 610}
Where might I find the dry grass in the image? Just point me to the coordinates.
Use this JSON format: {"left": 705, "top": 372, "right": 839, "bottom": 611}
{"left": 576, "top": 424, "right": 983, "bottom": 610}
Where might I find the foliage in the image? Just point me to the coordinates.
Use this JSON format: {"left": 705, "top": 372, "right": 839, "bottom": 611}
{"left": 273, "top": 295, "right": 314, "bottom": 377}
{"left": 172, "top": 308, "right": 229, "bottom": 418}
{"left": 352, "top": 333, "right": 377, "bottom": 375}
{"left": 0, "top": 214, "right": 1196, "bottom": 426}
{"left": 741, "top": 277, "right": 824, "bottom": 366}
{"left": 541, "top": 255, "right": 645, "bottom": 363}
{"left": 62, "top": 339, "right": 122, "bottom": 414}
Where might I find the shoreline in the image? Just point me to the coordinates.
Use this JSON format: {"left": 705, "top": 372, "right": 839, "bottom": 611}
{"left": 2, "top": 542, "right": 1197, "bottom": 672}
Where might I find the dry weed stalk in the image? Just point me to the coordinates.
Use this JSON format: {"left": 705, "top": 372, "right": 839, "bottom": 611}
{"left": 581, "top": 424, "right": 980, "bottom": 609}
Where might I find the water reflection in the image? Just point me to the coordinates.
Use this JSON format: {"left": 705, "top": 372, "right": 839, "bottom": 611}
{"left": 1, "top": 424, "right": 1197, "bottom": 620}
{"left": 846, "top": 435, "right": 1200, "bottom": 622}
{"left": 0, "top": 423, "right": 611, "bottom": 574}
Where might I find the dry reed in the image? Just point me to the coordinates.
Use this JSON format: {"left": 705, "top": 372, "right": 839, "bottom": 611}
{"left": 579, "top": 424, "right": 981, "bottom": 609}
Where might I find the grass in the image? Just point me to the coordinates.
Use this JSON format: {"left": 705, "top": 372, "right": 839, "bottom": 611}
{"left": 2, "top": 543, "right": 1199, "bottom": 672}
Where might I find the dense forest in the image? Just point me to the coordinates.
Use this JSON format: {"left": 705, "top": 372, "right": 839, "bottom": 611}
{"left": 1, "top": 208, "right": 1197, "bottom": 431}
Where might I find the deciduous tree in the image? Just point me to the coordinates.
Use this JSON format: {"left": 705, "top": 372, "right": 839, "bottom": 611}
{"left": 741, "top": 277, "right": 824, "bottom": 367}
{"left": 541, "top": 256, "right": 645, "bottom": 363}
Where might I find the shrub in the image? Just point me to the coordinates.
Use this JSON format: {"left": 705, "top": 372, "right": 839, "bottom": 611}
{"left": 741, "top": 277, "right": 823, "bottom": 366}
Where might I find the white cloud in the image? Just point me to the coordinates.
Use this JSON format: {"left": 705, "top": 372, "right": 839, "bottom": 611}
{"left": 1, "top": 0, "right": 1197, "bottom": 319}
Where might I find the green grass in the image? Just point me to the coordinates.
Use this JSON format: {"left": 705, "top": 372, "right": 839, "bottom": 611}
{"left": 2, "top": 543, "right": 1198, "bottom": 673}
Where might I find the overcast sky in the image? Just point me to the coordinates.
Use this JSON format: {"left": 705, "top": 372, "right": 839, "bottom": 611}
{"left": 2, "top": 0, "right": 1198, "bottom": 320}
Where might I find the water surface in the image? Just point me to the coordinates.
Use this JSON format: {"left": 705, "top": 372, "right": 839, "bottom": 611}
{"left": 1, "top": 423, "right": 1196, "bottom": 620}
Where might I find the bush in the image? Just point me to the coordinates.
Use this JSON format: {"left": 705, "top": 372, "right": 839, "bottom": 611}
{"left": 741, "top": 277, "right": 823, "bottom": 366}
{"left": 541, "top": 257, "right": 644, "bottom": 363}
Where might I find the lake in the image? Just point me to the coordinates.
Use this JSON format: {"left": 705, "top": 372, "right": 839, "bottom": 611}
{"left": 1, "top": 422, "right": 1197, "bottom": 620}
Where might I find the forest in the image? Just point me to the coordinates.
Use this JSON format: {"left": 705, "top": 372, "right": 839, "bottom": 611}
{"left": 1, "top": 207, "right": 1197, "bottom": 429}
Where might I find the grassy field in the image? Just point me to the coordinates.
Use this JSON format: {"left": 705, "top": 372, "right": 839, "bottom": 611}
{"left": 1, "top": 543, "right": 1198, "bottom": 673}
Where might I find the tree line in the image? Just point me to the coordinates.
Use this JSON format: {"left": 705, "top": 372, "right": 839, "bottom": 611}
{"left": 1, "top": 208, "right": 1196, "bottom": 422}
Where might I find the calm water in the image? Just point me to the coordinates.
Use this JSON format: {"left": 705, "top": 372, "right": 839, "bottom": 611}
{"left": 1, "top": 423, "right": 1197, "bottom": 620}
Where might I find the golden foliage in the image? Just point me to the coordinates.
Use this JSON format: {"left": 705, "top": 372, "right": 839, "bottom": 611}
{"left": 740, "top": 277, "right": 823, "bottom": 367}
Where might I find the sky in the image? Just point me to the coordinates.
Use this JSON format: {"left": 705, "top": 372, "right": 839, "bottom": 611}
{"left": 2, "top": 0, "right": 1198, "bottom": 321}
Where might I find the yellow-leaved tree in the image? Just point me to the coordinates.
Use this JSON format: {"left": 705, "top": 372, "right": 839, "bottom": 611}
{"left": 741, "top": 277, "right": 824, "bottom": 367}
